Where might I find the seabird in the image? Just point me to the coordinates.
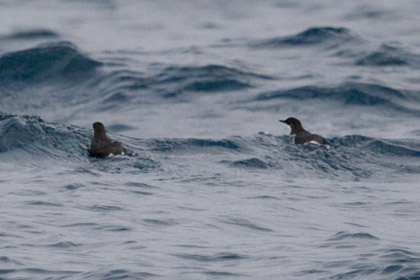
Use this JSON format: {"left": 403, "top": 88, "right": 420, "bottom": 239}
{"left": 89, "top": 122, "right": 124, "bottom": 157}
{"left": 280, "top": 117, "right": 325, "bottom": 144}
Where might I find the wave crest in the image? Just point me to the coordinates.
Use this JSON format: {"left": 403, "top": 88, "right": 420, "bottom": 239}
{"left": 251, "top": 27, "right": 359, "bottom": 49}
{"left": 0, "top": 113, "right": 88, "bottom": 158}
{"left": 355, "top": 44, "right": 420, "bottom": 67}
{"left": 0, "top": 42, "right": 101, "bottom": 84}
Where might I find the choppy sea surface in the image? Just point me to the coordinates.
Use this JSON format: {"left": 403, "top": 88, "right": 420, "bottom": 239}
{"left": 1, "top": 1, "right": 420, "bottom": 279}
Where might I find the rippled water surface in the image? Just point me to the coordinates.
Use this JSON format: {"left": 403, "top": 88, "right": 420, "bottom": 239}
{"left": 1, "top": 1, "right": 420, "bottom": 279}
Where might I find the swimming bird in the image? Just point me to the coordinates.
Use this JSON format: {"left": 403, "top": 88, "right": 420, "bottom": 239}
{"left": 279, "top": 117, "right": 325, "bottom": 144}
{"left": 89, "top": 122, "right": 124, "bottom": 157}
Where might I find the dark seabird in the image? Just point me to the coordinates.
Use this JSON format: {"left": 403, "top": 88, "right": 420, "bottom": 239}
{"left": 280, "top": 117, "right": 325, "bottom": 144}
{"left": 89, "top": 122, "right": 124, "bottom": 157}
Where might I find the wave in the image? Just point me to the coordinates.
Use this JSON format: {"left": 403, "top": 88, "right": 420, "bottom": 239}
{"left": 0, "top": 113, "right": 89, "bottom": 160}
{"left": 0, "top": 113, "right": 159, "bottom": 175}
{"left": 229, "top": 157, "right": 269, "bottom": 169}
{"left": 2, "top": 114, "right": 419, "bottom": 179}
{"left": 149, "top": 64, "right": 271, "bottom": 97}
{"left": 355, "top": 44, "right": 420, "bottom": 67}
{"left": 147, "top": 134, "right": 420, "bottom": 179}
{"left": 256, "top": 82, "right": 404, "bottom": 103}
{"left": 0, "top": 42, "right": 102, "bottom": 84}
{"left": 251, "top": 27, "right": 360, "bottom": 49}
{"left": 4, "top": 29, "right": 59, "bottom": 40}
{"left": 253, "top": 82, "right": 420, "bottom": 115}
{"left": 148, "top": 137, "right": 243, "bottom": 152}
{"left": 228, "top": 133, "right": 420, "bottom": 180}
{"left": 335, "top": 135, "right": 420, "bottom": 160}
{"left": 89, "top": 64, "right": 271, "bottom": 109}
{"left": 0, "top": 268, "right": 80, "bottom": 279}
{"left": 0, "top": 268, "right": 157, "bottom": 280}
{"left": 365, "top": 139, "right": 420, "bottom": 157}
{"left": 328, "top": 231, "right": 380, "bottom": 241}
{"left": 325, "top": 247, "right": 420, "bottom": 280}
{"left": 160, "top": 65, "right": 250, "bottom": 93}
{"left": 174, "top": 252, "right": 247, "bottom": 262}
{"left": 308, "top": 135, "right": 420, "bottom": 177}
{"left": 344, "top": 6, "right": 397, "bottom": 20}
{"left": 222, "top": 217, "right": 273, "bottom": 232}
{"left": 81, "top": 269, "right": 157, "bottom": 279}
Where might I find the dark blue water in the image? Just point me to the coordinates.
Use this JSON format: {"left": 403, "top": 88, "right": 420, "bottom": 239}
{"left": 1, "top": 1, "right": 420, "bottom": 279}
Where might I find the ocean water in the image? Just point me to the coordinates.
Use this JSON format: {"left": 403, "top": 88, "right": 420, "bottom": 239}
{"left": 1, "top": 0, "right": 420, "bottom": 279}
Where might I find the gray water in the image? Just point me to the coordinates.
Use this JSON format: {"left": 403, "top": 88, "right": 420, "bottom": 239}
{"left": 1, "top": 1, "right": 420, "bottom": 279}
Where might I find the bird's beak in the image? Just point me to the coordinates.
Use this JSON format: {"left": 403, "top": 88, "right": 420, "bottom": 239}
{"left": 279, "top": 120, "right": 286, "bottom": 123}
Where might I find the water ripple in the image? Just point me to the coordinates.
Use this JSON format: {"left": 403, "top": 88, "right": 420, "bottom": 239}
{"left": 174, "top": 252, "right": 247, "bottom": 262}
{"left": 222, "top": 217, "right": 273, "bottom": 232}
